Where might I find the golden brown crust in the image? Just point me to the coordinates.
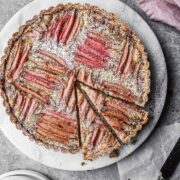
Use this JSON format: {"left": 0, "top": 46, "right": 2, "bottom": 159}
{"left": 0, "top": 3, "right": 150, "bottom": 156}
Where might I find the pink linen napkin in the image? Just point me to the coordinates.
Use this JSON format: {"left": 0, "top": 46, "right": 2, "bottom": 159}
{"left": 137, "top": 0, "right": 180, "bottom": 30}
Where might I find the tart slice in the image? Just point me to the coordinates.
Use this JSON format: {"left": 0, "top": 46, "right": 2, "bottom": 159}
{"left": 76, "top": 88, "right": 120, "bottom": 160}
{"left": 78, "top": 83, "right": 148, "bottom": 144}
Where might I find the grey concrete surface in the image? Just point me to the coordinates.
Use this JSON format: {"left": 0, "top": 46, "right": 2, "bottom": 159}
{"left": 0, "top": 0, "right": 180, "bottom": 180}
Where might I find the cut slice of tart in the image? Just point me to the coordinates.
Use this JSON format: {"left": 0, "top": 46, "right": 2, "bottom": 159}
{"left": 78, "top": 83, "right": 148, "bottom": 144}
{"left": 76, "top": 88, "right": 120, "bottom": 160}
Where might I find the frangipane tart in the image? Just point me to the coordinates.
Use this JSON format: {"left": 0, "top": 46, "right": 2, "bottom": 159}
{"left": 0, "top": 3, "right": 150, "bottom": 159}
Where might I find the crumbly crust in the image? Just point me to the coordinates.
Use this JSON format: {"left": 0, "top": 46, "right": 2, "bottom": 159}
{"left": 0, "top": 3, "right": 150, "bottom": 155}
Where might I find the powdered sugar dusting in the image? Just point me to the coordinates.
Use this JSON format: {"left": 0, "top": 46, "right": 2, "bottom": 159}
{"left": 32, "top": 39, "right": 75, "bottom": 70}
{"left": 32, "top": 15, "right": 91, "bottom": 70}
{"left": 93, "top": 68, "right": 120, "bottom": 84}
{"left": 21, "top": 8, "right": 142, "bottom": 125}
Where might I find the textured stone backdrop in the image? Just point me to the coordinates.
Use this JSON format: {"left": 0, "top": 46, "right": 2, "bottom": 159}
{"left": 0, "top": 0, "right": 179, "bottom": 180}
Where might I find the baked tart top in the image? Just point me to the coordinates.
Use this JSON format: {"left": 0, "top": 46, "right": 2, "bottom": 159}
{"left": 0, "top": 3, "right": 150, "bottom": 160}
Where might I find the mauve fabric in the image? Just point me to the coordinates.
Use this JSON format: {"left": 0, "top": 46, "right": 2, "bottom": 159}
{"left": 137, "top": 0, "right": 180, "bottom": 31}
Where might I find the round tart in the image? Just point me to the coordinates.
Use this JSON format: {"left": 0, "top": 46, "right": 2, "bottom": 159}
{"left": 0, "top": 3, "right": 150, "bottom": 160}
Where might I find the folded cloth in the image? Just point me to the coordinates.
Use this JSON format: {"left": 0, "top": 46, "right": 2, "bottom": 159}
{"left": 137, "top": 0, "right": 180, "bottom": 30}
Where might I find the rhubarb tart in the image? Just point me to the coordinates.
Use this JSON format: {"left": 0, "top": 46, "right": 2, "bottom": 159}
{"left": 0, "top": 3, "right": 150, "bottom": 160}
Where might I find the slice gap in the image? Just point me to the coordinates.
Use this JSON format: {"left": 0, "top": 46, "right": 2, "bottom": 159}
{"left": 75, "top": 83, "right": 82, "bottom": 147}
{"left": 77, "top": 79, "right": 139, "bottom": 109}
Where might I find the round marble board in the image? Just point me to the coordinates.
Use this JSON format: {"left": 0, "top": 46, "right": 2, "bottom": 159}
{"left": 0, "top": 0, "right": 167, "bottom": 171}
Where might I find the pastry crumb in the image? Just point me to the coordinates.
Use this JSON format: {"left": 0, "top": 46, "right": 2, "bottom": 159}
{"left": 109, "top": 149, "right": 119, "bottom": 158}
{"left": 81, "top": 162, "right": 86, "bottom": 166}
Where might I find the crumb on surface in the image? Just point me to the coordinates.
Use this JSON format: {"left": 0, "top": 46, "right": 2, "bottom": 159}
{"left": 81, "top": 162, "right": 86, "bottom": 166}
{"left": 131, "top": 139, "right": 138, "bottom": 144}
{"left": 109, "top": 149, "right": 119, "bottom": 158}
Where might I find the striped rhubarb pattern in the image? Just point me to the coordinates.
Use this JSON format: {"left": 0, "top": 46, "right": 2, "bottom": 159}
{"left": 46, "top": 10, "right": 81, "bottom": 45}
{"left": 9, "top": 43, "right": 31, "bottom": 81}
{"left": 102, "top": 81, "right": 137, "bottom": 104}
{"left": 116, "top": 40, "right": 142, "bottom": 80}
{"left": 11, "top": 91, "right": 38, "bottom": 120}
{"left": 31, "top": 60, "right": 66, "bottom": 75}
{"left": 74, "top": 33, "right": 109, "bottom": 68}
{"left": 15, "top": 82, "right": 49, "bottom": 104}
{"left": 101, "top": 97, "right": 148, "bottom": 143}
{"left": 22, "top": 69, "right": 59, "bottom": 90}
{"left": 61, "top": 72, "right": 76, "bottom": 107}
{"left": 36, "top": 109, "right": 78, "bottom": 145}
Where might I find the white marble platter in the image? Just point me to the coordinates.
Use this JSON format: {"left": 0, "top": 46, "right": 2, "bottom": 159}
{"left": 0, "top": 0, "right": 167, "bottom": 171}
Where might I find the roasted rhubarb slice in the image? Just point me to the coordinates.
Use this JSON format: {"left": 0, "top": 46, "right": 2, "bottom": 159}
{"left": 67, "top": 88, "right": 76, "bottom": 112}
{"left": 66, "top": 14, "right": 81, "bottom": 44}
{"left": 9, "top": 44, "right": 31, "bottom": 81}
{"left": 37, "top": 50, "right": 66, "bottom": 67}
{"left": 35, "top": 108, "right": 80, "bottom": 153}
{"left": 78, "top": 83, "right": 148, "bottom": 144}
{"left": 74, "top": 33, "right": 109, "bottom": 68}
{"left": 116, "top": 40, "right": 130, "bottom": 75}
{"left": 53, "top": 18, "right": 64, "bottom": 42}
{"left": 23, "top": 69, "right": 58, "bottom": 90}
{"left": 9, "top": 41, "right": 23, "bottom": 74}
{"left": 77, "top": 88, "right": 120, "bottom": 160}
{"left": 47, "top": 10, "right": 82, "bottom": 44}
{"left": 15, "top": 82, "right": 49, "bottom": 104}
{"left": 19, "top": 96, "right": 32, "bottom": 119}
{"left": 30, "top": 60, "right": 66, "bottom": 75}
{"left": 60, "top": 10, "right": 76, "bottom": 44}
{"left": 61, "top": 71, "right": 76, "bottom": 105}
